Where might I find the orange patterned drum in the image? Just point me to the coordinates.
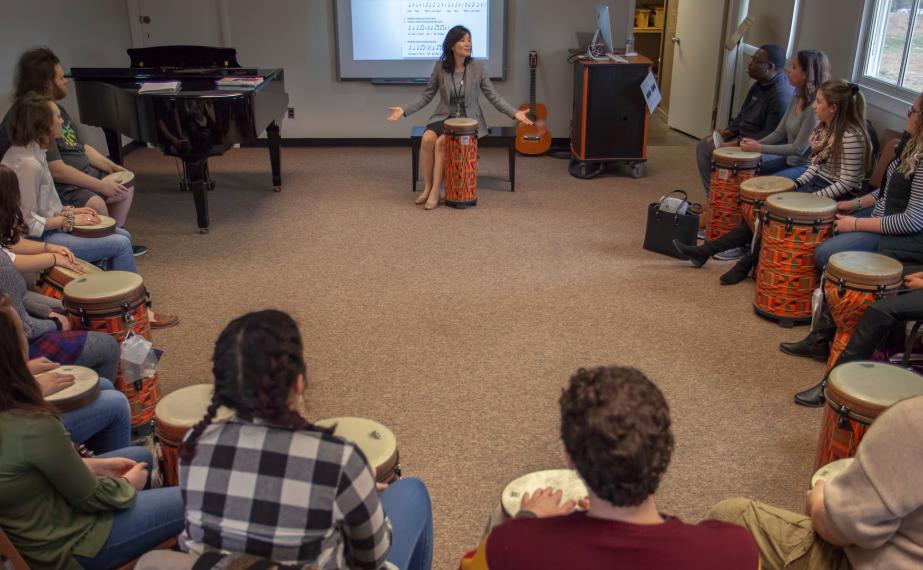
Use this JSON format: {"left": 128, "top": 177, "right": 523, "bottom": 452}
{"left": 738, "top": 176, "right": 794, "bottom": 232}
{"left": 754, "top": 193, "right": 836, "bottom": 326}
{"left": 443, "top": 117, "right": 479, "bottom": 208}
{"left": 816, "top": 361, "right": 923, "bottom": 470}
{"left": 155, "top": 384, "right": 233, "bottom": 486}
{"left": 62, "top": 272, "right": 160, "bottom": 430}
{"left": 706, "top": 147, "right": 761, "bottom": 240}
{"left": 823, "top": 252, "right": 903, "bottom": 370}
{"left": 37, "top": 259, "right": 102, "bottom": 300}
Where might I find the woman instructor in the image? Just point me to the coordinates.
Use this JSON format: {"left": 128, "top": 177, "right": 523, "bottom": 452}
{"left": 388, "top": 25, "right": 532, "bottom": 210}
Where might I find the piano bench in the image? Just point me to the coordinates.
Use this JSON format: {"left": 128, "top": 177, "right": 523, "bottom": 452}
{"left": 410, "top": 126, "right": 516, "bottom": 193}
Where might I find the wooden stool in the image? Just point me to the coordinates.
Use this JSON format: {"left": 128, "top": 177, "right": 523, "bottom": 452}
{"left": 410, "top": 126, "right": 516, "bottom": 192}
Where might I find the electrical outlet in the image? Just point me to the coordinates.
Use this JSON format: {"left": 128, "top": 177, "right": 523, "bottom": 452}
{"left": 287, "top": 107, "right": 295, "bottom": 119}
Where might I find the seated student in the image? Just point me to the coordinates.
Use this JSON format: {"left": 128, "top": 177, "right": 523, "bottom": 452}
{"left": 782, "top": 272, "right": 923, "bottom": 407}
{"left": 694, "top": 44, "right": 791, "bottom": 260}
{"left": 0, "top": 293, "right": 184, "bottom": 570}
{"left": 460, "top": 366, "right": 759, "bottom": 570}
{"left": 0, "top": 48, "right": 144, "bottom": 254}
{"left": 175, "top": 310, "right": 433, "bottom": 570}
{"left": 674, "top": 76, "right": 871, "bottom": 285}
{"left": 740, "top": 49, "right": 831, "bottom": 178}
{"left": 812, "top": 92, "right": 923, "bottom": 268}
{"left": 710, "top": 394, "right": 923, "bottom": 569}
{"left": 0, "top": 100, "right": 178, "bottom": 327}
{"left": 793, "top": 80, "right": 872, "bottom": 198}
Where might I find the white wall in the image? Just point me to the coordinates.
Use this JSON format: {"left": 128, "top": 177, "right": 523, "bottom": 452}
{"left": 226, "top": 0, "right": 609, "bottom": 138}
{"left": 0, "top": 0, "right": 133, "bottom": 151}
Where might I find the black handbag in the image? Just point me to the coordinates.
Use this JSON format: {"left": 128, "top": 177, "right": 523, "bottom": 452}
{"left": 642, "top": 190, "right": 700, "bottom": 259}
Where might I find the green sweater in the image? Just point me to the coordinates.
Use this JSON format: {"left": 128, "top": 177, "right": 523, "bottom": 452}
{"left": 0, "top": 411, "right": 136, "bottom": 569}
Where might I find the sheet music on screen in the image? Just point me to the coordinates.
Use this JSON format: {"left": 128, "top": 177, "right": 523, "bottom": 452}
{"left": 351, "top": 0, "right": 490, "bottom": 61}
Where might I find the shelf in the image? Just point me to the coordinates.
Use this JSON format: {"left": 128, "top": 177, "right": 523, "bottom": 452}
{"left": 633, "top": 27, "right": 664, "bottom": 34}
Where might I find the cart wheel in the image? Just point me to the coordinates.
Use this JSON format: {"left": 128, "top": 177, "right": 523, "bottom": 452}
{"left": 568, "top": 159, "right": 605, "bottom": 180}
{"left": 631, "top": 163, "right": 645, "bottom": 179}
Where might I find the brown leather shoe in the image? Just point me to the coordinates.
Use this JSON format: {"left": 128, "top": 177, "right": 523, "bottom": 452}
{"left": 149, "top": 312, "right": 180, "bottom": 329}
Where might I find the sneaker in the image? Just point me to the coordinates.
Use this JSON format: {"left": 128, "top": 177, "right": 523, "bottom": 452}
{"left": 713, "top": 246, "right": 746, "bottom": 261}
{"left": 697, "top": 229, "right": 706, "bottom": 240}
{"left": 132, "top": 245, "right": 149, "bottom": 257}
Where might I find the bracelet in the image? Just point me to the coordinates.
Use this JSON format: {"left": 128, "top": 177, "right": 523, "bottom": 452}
{"left": 61, "top": 210, "right": 75, "bottom": 233}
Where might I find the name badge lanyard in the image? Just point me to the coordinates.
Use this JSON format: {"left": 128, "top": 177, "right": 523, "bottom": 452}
{"left": 452, "top": 65, "right": 467, "bottom": 118}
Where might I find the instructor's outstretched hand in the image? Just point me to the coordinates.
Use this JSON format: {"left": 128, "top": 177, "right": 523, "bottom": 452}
{"left": 387, "top": 107, "right": 404, "bottom": 122}
{"left": 514, "top": 110, "right": 534, "bottom": 125}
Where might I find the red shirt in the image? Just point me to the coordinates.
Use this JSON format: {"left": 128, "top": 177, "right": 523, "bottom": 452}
{"left": 463, "top": 512, "right": 759, "bottom": 570}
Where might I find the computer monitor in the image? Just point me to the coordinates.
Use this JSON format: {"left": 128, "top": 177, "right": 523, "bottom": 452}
{"left": 589, "top": 2, "right": 634, "bottom": 58}
{"left": 596, "top": 4, "right": 614, "bottom": 54}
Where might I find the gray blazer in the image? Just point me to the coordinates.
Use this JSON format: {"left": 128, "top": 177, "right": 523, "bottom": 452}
{"left": 402, "top": 60, "right": 518, "bottom": 138}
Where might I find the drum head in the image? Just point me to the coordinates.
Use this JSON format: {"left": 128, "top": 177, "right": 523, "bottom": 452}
{"left": 501, "top": 469, "right": 588, "bottom": 518}
{"left": 63, "top": 271, "right": 144, "bottom": 302}
{"left": 315, "top": 417, "right": 397, "bottom": 472}
{"left": 712, "top": 146, "right": 761, "bottom": 167}
{"left": 739, "top": 176, "right": 796, "bottom": 201}
{"left": 46, "top": 259, "right": 102, "bottom": 282}
{"left": 45, "top": 365, "right": 99, "bottom": 403}
{"left": 103, "top": 170, "right": 135, "bottom": 186}
{"left": 825, "top": 252, "right": 904, "bottom": 288}
{"left": 75, "top": 215, "right": 116, "bottom": 232}
{"left": 155, "top": 384, "right": 233, "bottom": 429}
{"left": 765, "top": 193, "right": 837, "bottom": 221}
{"left": 811, "top": 458, "right": 855, "bottom": 488}
{"left": 827, "top": 361, "right": 923, "bottom": 419}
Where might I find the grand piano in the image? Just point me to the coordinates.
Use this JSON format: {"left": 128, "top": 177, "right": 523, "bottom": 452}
{"left": 70, "top": 46, "right": 288, "bottom": 233}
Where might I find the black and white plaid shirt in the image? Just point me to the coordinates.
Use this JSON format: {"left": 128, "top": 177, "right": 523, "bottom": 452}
{"left": 179, "top": 420, "right": 392, "bottom": 569}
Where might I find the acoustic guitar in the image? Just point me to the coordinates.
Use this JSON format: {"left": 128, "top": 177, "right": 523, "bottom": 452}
{"left": 516, "top": 50, "right": 551, "bottom": 155}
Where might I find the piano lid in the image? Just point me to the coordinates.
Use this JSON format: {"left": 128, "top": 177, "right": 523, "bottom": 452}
{"left": 127, "top": 45, "right": 241, "bottom": 69}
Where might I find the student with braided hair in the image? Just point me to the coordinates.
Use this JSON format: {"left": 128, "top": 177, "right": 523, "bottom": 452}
{"left": 169, "top": 310, "right": 433, "bottom": 570}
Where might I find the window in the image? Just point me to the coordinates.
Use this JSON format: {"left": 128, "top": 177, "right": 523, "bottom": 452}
{"left": 864, "top": 0, "right": 923, "bottom": 92}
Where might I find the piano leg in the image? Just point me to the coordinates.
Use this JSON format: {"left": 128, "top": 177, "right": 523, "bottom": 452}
{"left": 267, "top": 121, "right": 282, "bottom": 192}
{"left": 104, "top": 128, "right": 123, "bottom": 165}
{"left": 185, "top": 159, "right": 210, "bottom": 233}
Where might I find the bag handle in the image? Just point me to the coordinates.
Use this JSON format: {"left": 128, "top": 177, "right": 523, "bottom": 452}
{"left": 657, "top": 189, "right": 689, "bottom": 211}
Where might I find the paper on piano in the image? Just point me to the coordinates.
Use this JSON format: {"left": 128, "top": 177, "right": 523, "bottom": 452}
{"left": 138, "top": 81, "right": 181, "bottom": 94}
{"left": 215, "top": 76, "right": 264, "bottom": 88}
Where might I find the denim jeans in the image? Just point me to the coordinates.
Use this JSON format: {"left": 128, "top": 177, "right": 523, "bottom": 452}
{"left": 74, "top": 446, "right": 184, "bottom": 569}
{"left": 813, "top": 208, "right": 878, "bottom": 268}
{"left": 770, "top": 164, "right": 809, "bottom": 180}
{"left": 381, "top": 478, "right": 434, "bottom": 570}
{"left": 61, "top": 378, "right": 132, "bottom": 454}
{"left": 41, "top": 228, "right": 136, "bottom": 272}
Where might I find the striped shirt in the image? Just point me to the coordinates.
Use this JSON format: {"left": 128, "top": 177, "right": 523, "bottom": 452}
{"left": 797, "top": 127, "right": 867, "bottom": 199}
{"left": 871, "top": 157, "right": 923, "bottom": 234}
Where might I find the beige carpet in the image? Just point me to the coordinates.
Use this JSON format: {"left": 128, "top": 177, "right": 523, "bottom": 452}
{"left": 123, "top": 144, "right": 824, "bottom": 569}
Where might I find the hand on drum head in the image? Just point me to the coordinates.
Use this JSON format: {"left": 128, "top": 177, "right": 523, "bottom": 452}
{"left": 836, "top": 201, "right": 856, "bottom": 214}
{"left": 28, "top": 356, "right": 60, "bottom": 375}
{"left": 739, "top": 138, "right": 761, "bottom": 152}
{"left": 45, "top": 243, "right": 76, "bottom": 264}
{"left": 514, "top": 110, "right": 534, "bottom": 126}
{"left": 520, "top": 487, "right": 580, "bottom": 518}
{"left": 49, "top": 312, "right": 71, "bottom": 331}
{"left": 74, "top": 213, "right": 101, "bottom": 226}
{"left": 96, "top": 179, "right": 129, "bottom": 201}
{"left": 905, "top": 273, "right": 923, "bottom": 290}
{"left": 36, "top": 370, "right": 76, "bottom": 397}
{"left": 833, "top": 214, "right": 857, "bottom": 234}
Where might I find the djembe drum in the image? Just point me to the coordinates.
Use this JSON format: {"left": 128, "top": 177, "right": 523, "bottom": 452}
{"left": 155, "top": 384, "right": 234, "bottom": 486}
{"left": 315, "top": 417, "right": 401, "bottom": 483}
{"left": 811, "top": 457, "right": 854, "bottom": 488}
{"left": 37, "top": 259, "right": 102, "bottom": 300}
{"left": 71, "top": 215, "right": 117, "bottom": 239}
{"left": 44, "top": 365, "right": 100, "bottom": 413}
{"left": 754, "top": 193, "right": 836, "bottom": 326}
{"left": 815, "top": 361, "right": 923, "bottom": 470}
{"left": 501, "top": 469, "right": 588, "bottom": 519}
{"left": 823, "top": 252, "right": 903, "bottom": 370}
{"left": 443, "top": 117, "right": 479, "bottom": 208}
{"left": 738, "top": 176, "right": 795, "bottom": 232}
{"left": 62, "top": 271, "right": 160, "bottom": 431}
{"left": 102, "top": 170, "right": 135, "bottom": 189}
{"left": 706, "top": 147, "right": 761, "bottom": 240}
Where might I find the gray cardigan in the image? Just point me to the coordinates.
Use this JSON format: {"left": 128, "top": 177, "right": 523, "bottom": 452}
{"left": 757, "top": 97, "right": 816, "bottom": 167}
{"left": 0, "top": 251, "right": 56, "bottom": 339}
{"left": 402, "top": 60, "right": 518, "bottom": 138}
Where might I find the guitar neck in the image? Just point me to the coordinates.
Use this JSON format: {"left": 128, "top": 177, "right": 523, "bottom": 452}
{"left": 529, "top": 67, "right": 536, "bottom": 115}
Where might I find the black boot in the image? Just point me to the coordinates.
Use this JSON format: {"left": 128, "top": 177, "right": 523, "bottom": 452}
{"left": 719, "top": 254, "right": 754, "bottom": 285}
{"left": 794, "top": 379, "right": 827, "bottom": 407}
{"left": 830, "top": 306, "right": 897, "bottom": 369}
{"left": 779, "top": 305, "right": 834, "bottom": 361}
{"left": 672, "top": 239, "right": 710, "bottom": 268}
